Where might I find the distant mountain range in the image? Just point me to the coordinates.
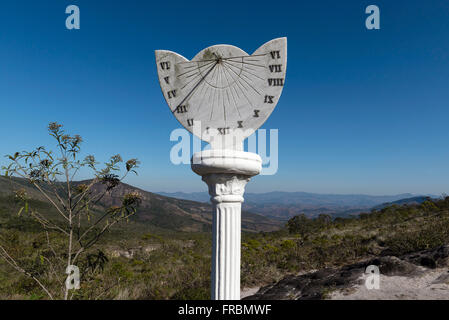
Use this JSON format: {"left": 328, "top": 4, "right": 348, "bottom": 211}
{"left": 157, "top": 191, "right": 435, "bottom": 221}
{"left": 0, "top": 176, "right": 282, "bottom": 233}
{"left": 0, "top": 176, "right": 435, "bottom": 230}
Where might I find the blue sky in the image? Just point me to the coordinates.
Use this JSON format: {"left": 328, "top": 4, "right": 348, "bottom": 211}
{"left": 0, "top": 0, "right": 448, "bottom": 195}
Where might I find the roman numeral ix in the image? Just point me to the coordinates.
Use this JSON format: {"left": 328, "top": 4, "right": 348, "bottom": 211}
{"left": 264, "top": 95, "right": 274, "bottom": 103}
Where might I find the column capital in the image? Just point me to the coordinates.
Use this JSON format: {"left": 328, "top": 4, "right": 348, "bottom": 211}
{"left": 202, "top": 173, "right": 250, "bottom": 203}
{"left": 191, "top": 150, "right": 262, "bottom": 204}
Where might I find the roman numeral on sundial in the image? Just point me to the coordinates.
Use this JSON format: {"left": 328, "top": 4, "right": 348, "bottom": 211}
{"left": 218, "top": 127, "right": 230, "bottom": 135}
{"left": 175, "top": 105, "right": 187, "bottom": 113}
{"left": 160, "top": 61, "right": 170, "bottom": 70}
{"left": 264, "top": 95, "right": 274, "bottom": 103}
{"left": 270, "top": 51, "right": 281, "bottom": 59}
{"left": 268, "top": 78, "right": 284, "bottom": 86}
{"left": 187, "top": 119, "right": 194, "bottom": 126}
{"left": 269, "top": 65, "right": 282, "bottom": 73}
{"left": 167, "top": 90, "right": 177, "bottom": 99}
{"left": 253, "top": 110, "right": 260, "bottom": 117}
{"left": 237, "top": 121, "right": 243, "bottom": 128}
{"left": 164, "top": 76, "right": 170, "bottom": 84}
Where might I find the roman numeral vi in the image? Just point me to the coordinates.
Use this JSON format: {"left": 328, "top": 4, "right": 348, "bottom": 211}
{"left": 160, "top": 61, "right": 170, "bottom": 70}
{"left": 270, "top": 51, "right": 280, "bottom": 59}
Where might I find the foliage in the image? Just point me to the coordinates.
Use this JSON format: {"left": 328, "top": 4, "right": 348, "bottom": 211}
{"left": 1, "top": 196, "right": 449, "bottom": 299}
{"left": 241, "top": 196, "right": 449, "bottom": 286}
{"left": 0, "top": 123, "right": 140, "bottom": 299}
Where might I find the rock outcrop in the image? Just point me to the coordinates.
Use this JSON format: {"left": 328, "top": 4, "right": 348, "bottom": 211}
{"left": 244, "top": 245, "right": 449, "bottom": 300}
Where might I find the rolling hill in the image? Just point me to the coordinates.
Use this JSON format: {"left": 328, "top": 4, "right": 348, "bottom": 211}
{"left": 372, "top": 196, "right": 432, "bottom": 210}
{"left": 0, "top": 176, "right": 281, "bottom": 233}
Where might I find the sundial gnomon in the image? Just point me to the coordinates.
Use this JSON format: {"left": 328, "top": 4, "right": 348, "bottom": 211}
{"left": 156, "top": 38, "right": 287, "bottom": 146}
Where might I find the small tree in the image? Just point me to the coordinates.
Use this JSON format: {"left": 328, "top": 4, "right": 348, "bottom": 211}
{"left": 0, "top": 122, "right": 141, "bottom": 300}
{"left": 316, "top": 214, "right": 332, "bottom": 229}
{"left": 287, "top": 214, "right": 311, "bottom": 237}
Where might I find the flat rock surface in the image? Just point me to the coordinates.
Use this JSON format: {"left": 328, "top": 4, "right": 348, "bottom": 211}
{"left": 330, "top": 268, "right": 449, "bottom": 300}
{"left": 244, "top": 245, "right": 449, "bottom": 300}
{"left": 241, "top": 287, "right": 260, "bottom": 299}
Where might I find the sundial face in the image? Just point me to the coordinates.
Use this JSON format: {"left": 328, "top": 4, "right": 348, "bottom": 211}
{"left": 155, "top": 37, "right": 287, "bottom": 148}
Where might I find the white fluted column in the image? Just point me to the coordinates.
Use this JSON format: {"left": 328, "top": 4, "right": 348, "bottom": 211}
{"left": 191, "top": 150, "right": 262, "bottom": 300}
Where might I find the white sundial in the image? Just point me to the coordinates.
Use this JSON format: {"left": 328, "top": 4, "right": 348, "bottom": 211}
{"left": 155, "top": 38, "right": 287, "bottom": 300}
{"left": 155, "top": 37, "right": 287, "bottom": 147}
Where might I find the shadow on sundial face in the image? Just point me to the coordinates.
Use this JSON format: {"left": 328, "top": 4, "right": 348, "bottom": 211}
{"left": 194, "top": 46, "right": 247, "bottom": 90}
{"left": 155, "top": 37, "right": 287, "bottom": 149}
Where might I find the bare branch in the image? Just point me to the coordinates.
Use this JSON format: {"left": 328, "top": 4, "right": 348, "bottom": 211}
{"left": 0, "top": 245, "right": 54, "bottom": 300}
{"left": 72, "top": 211, "right": 136, "bottom": 265}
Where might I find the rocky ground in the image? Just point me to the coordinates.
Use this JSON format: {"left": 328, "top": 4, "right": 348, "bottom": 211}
{"left": 244, "top": 245, "right": 449, "bottom": 300}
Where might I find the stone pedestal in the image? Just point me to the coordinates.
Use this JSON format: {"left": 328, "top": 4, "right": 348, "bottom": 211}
{"left": 191, "top": 150, "right": 262, "bottom": 300}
